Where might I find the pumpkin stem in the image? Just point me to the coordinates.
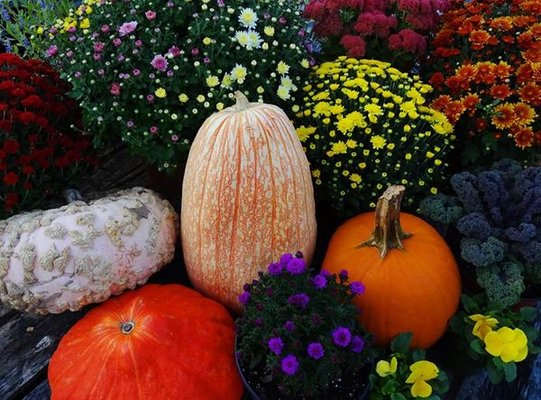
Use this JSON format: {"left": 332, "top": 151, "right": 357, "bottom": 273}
{"left": 234, "top": 91, "right": 251, "bottom": 111}
{"left": 357, "top": 185, "right": 412, "bottom": 258}
{"left": 120, "top": 321, "right": 136, "bottom": 335}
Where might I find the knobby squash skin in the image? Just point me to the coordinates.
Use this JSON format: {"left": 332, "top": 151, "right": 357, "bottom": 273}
{"left": 323, "top": 186, "right": 461, "bottom": 349}
{"left": 48, "top": 284, "right": 243, "bottom": 400}
{"left": 181, "top": 92, "right": 317, "bottom": 312}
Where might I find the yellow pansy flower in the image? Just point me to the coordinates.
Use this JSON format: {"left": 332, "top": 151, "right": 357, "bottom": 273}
{"left": 155, "top": 88, "right": 167, "bottom": 98}
{"left": 469, "top": 314, "right": 499, "bottom": 340}
{"left": 376, "top": 356, "right": 397, "bottom": 377}
{"left": 406, "top": 360, "right": 439, "bottom": 398}
{"left": 484, "top": 327, "right": 528, "bottom": 363}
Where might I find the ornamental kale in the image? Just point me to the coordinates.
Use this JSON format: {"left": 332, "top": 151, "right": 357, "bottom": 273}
{"left": 420, "top": 159, "right": 541, "bottom": 309}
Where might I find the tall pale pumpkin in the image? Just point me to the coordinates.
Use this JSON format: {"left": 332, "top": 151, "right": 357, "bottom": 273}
{"left": 181, "top": 92, "right": 317, "bottom": 311}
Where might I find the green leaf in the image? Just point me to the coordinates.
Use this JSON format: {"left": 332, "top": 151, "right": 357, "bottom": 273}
{"left": 470, "top": 339, "right": 485, "bottom": 355}
{"left": 412, "top": 350, "right": 426, "bottom": 362}
{"left": 449, "top": 313, "right": 466, "bottom": 333}
{"left": 391, "top": 393, "right": 407, "bottom": 400}
{"left": 461, "top": 295, "right": 478, "bottom": 313}
{"left": 487, "top": 361, "right": 504, "bottom": 384}
{"left": 519, "top": 307, "right": 537, "bottom": 322}
{"left": 391, "top": 332, "right": 413, "bottom": 354}
{"left": 503, "top": 362, "right": 517, "bottom": 382}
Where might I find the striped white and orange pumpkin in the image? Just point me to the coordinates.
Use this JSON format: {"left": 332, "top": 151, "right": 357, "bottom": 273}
{"left": 181, "top": 92, "right": 317, "bottom": 311}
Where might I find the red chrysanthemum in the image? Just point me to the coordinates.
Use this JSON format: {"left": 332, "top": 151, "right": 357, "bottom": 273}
{"left": 490, "top": 84, "right": 513, "bottom": 99}
{"left": 492, "top": 103, "right": 516, "bottom": 129}
{"left": 513, "top": 102, "right": 536, "bottom": 125}
{"left": 512, "top": 125, "right": 534, "bottom": 148}
{"left": 519, "top": 82, "right": 541, "bottom": 105}
{"left": 3, "top": 172, "right": 19, "bottom": 186}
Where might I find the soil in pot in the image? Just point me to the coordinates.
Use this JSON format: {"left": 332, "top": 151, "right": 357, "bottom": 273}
{"left": 237, "top": 358, "right": 371, "bottom": 400}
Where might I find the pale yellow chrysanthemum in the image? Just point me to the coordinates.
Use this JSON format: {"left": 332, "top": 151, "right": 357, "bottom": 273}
{"left": 277, "top": 61, "right": 290, "bottom": 75}
{"left": 206, "top": 76, "right": 220, "bottom": 88}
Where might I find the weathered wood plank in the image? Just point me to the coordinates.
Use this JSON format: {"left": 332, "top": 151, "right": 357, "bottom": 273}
{"left": 0, "top": 308, "right": 85, "bottom": 399}
{"left": 22, "top": 380, "right": 50, "bottom": 400}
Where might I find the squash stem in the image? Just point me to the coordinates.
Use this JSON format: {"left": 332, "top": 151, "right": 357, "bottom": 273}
{"left": 120, "top": 321, "right": 136, "bottom": 334}
{"left": 357, "top": 185, "right": 412, "bottom": 258}
{"left": 234, "top": 91, "right": 250, "bottom": 111}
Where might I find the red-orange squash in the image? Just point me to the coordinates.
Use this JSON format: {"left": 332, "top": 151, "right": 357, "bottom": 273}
{"left": 181, "top": 92, "right": 317, "bottom": 312}
{"left": 322, "top": 186, "right": 461, "bottom": 349}
{"left": 48, "top": 284, "right": 243, "bottom": 400}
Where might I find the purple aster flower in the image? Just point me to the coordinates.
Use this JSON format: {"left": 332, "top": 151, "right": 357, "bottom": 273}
{"left": 93, "top": 53, "right": 101, "bottom": 61}
{"left": 281, "top": 355, "right": 299, "bottom": 376}
{"left": 151, "top": 54, "right": 168, "bottom": 71}
{"left": 168, "top": 46, "right": 181, "bottom": 57}
{"left": 166, "top": 70, "right": 174, "bottom": 77}
{"left": 133, "top": 69, "right": 141, "bottom": 76}
{"left": 350, "top": 281, "right": 365, "bottom": 295}
{"left": 263, "top": 12, "right": 271, "bottom": 19}
{"left": 113, "top": 38, "right": 122, "bottom": 47}
{"left": 243, "top": 284, "right": 251, "bottom": 292}
{"left": 268, "top": 337, "right": 284, "bottom": 355}
{"left": 74, "top": 71, "right": 82, "bottom": 78}
{"left": 45, "top": 45, "right": 57, "bottom": 57}
{"left": 312, "top": 274, "right": 327, "bottom": 289}
{"left": 66, "top": 50, "right": 74, "bottom": 58}
{"left": 288, "top": 293, "right": 309, "bottom": 309}
{"left": 284, "top": 321, "right": 295, "bottom": 331}
{"left": 117, "top": 53, "right": 125, "bottom": 62}
{"left": 166, "top": 1, "right": 174, "bottom": 7}
{"left": 67, "top": 26, "right": 76, "bottom": 33}
{"left": 320, "top": 269, "right": 331, "bottom": 277}
{"left": 49, "top": 27, "right": 58, "bottom": 34}
{"left": 332, "top": 327, "right": 352, "bottom": 347}
{"left": 191, "top": 47, "right": 199, "bottom": 56}
{"left": 126, "top": 121, "right": 134, "bottom": 128}
{"left": 203, "top": 57, "right": 210, "bottom": 64}
{"left": 150, "top": 126, "right": 158, "bottom": 134}
{"left": 118, "top": 21, "right": 138, "bottom": 36}
{"left": 145, "top": 10, "right": 156, "bottom": 20}
{"left": 285, "top": 258, "right": 306, "bottom": 275}
{"left": 101, "top": 24, "right": 110, "bottom": 33}
{"left": 254, "top": 317, "right": 263, "bottom": 327}
{"left": 268, "top": 262, "right": 282, "bottom": 276}
{"left": 238, "top": 290, "right": 250, "bottom": 305}
{"left": 279, "top": 253, "right": 294, "bottom": 265}
{"left": 307, "top": 342, "right": 324, "bottom": 360}
{"left": 217, "top": 0, "right": 225, "bottom": 6}
{"left": 350, "top": 335, "right": 365, "bottom": 353}
{"left": 97, "top": 69, "right": 105, "bottom": 76}
{"left": 135, "top": 39, "right": 143, "bottom": 48}
{"left": 339, "top": 269, "right": 349, "bottom": 279}
{"left": 171, "top": 135, "right": 179, "bottom": 142}
{"left": 279, "top": 16, "right": 287, "bottom": 25}
{"left": 147, "top": 94, "right": 155, "bottom": 103}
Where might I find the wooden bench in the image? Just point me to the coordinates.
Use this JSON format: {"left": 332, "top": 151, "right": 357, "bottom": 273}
{"left": 1, "top": 145, "right": 540, "bottom": 399}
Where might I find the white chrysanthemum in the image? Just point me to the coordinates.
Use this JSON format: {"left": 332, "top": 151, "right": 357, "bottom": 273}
{"left": 222, "top": 73, "right": 233, "bottom": 88}
{"left": 234, "top": 31, "right": 250, "bottom": 47}
{"left": 239, "top": 7, "right": 258, "bottom": 29}
{"left": 247, "top": 30, "right": 262, "bottom": 50}
{"left": 231, "top": 64, "right": 248, "bottom": 84}
{"left": 277, "top": 61, "right": 290, "bottom": 75}
{"left": 280, "top": 76, "right": 296, "bottom": 91}
{"left": 277, "top": 85, "right": 290, "bottom": 100}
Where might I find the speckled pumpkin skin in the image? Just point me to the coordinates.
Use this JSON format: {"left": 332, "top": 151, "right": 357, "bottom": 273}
{"left": 0, "top": 188, "right": 178, "bottom": 314}
{"left": 181, "top": 96, "right": 317, "bottom": 312}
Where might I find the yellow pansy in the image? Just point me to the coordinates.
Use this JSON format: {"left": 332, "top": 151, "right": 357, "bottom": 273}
{"left": 155, "top": 88, "right": 167, "bottom": 98}
{"left": 406, "top": 360, "right": 439, "bottom": 398}
{"left": 469, "top": 314, "right": 499, "bottom": 340}
{"left": 375, "top": 356, "right": 398, "bottom": 377}
{"left": 484, "top": 327, "right": 528, "bottom": 363}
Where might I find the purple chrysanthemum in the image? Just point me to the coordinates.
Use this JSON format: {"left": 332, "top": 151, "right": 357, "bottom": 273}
{"left": 268, "top": 262, "right": 283, "bottom": 276}
{"left": 118, "top": 21, "right": 138, "bottom": 36}
{"left": 288, "top": 293, "right": 309, "bottom": 309}
{"left": 350, "top": 335, "right": 365, "bottom": 353}
{"left": 279, "top": 253, "right": 294, "bottom": 265}
{"left": 151, "top": 54, "right": 168, "bottom": 71}
{"left": 320, "top": 269, "right": 331, "bottom": 277}
{"left": 281, "top": 354, "right": 299, "bottom": 376}
{"left": 145, "top": 10, "right": 156, "bottom": 20}
{"left": 307, "top": 342, "right": 324, "bottom": 360}
{"left": 312, "top": 274, "right": 327, "bottom": 289}
{"left": 284, "top": 321, "right": 295, "bottom": 331}
{"left": 350, "top": 281, "right": 366, "bottom": 295}
{"left": 332, "top": 326, "right": 352, "bottom": 347}
{"left": 285, "top": 258, "right": 306, "bottom": 275}
{"left": 168, "top": 46, "right": 181, "bottom": 57}
{"left": 238, "top": 290, "right": 250, "bottom": 305}
{"left": 339, "top": 269, "right": 349, "bottom": 279}
{"left": 268, "top": 337, "right": 284, "bottom": 355}
{"left": 254, "top": 317, "right": 264, "bottom": 327}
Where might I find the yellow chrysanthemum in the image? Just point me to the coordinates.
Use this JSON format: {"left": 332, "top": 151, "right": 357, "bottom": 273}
{"left": 370, "top": 135, "right": 386, "bottom": 149}
{"left": 296, "top": 126, "right": 317, "bottom": 142}
{"left": 155, "top": 88, "right": 166, "bottom": 98}
{"left": 206, "top": 76, "right": 220, "bottom": 88}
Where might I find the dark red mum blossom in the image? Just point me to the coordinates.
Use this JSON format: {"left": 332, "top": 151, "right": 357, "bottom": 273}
{"left": 3, "top": 171, "right": 19, "bottom": 185}
{"left": 3, "top": 139, "right": 20, "bottom": 154}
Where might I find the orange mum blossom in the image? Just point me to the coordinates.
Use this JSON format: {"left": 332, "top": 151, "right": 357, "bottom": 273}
{"left": 425, "top": 0, "right": 541, "bottom": 164}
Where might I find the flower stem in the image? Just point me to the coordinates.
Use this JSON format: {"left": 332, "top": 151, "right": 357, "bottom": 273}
{"left": 357, "top": 185, "right": 412, "bottom": 258}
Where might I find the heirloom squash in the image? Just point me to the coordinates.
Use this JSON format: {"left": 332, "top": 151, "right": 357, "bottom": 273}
{"left": 0, "top": 188, "right": 177, "bottom": 314}
{"left": 48, "top": 284, "right": 243, "bottom": 400}
{"left": 181, "top": 92, "right": 317, "bottom": 311}
{"left": 322, "top": 186, "right": 461, "bottom": 348}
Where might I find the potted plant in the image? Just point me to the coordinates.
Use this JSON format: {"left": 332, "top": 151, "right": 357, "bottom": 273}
{"left": 235, "top": 251, "right": 374, "bottom": 399}
{"left": 37, "top": 0, "right": 314, "bottom": 174}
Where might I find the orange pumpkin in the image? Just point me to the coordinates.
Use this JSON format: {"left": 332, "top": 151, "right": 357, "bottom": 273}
{"left": 48, "top": 284, "right": 243, "bottom": 400}
{"left": 181, "top": 92, "right": 317, "bottom": 311}
{"left": 322, "top": 185, "right": 461, "bottom": 348}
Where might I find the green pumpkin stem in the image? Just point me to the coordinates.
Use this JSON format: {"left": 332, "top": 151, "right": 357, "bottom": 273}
{"left": 357, "top": 185, "right": 412, "bottom": 258}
